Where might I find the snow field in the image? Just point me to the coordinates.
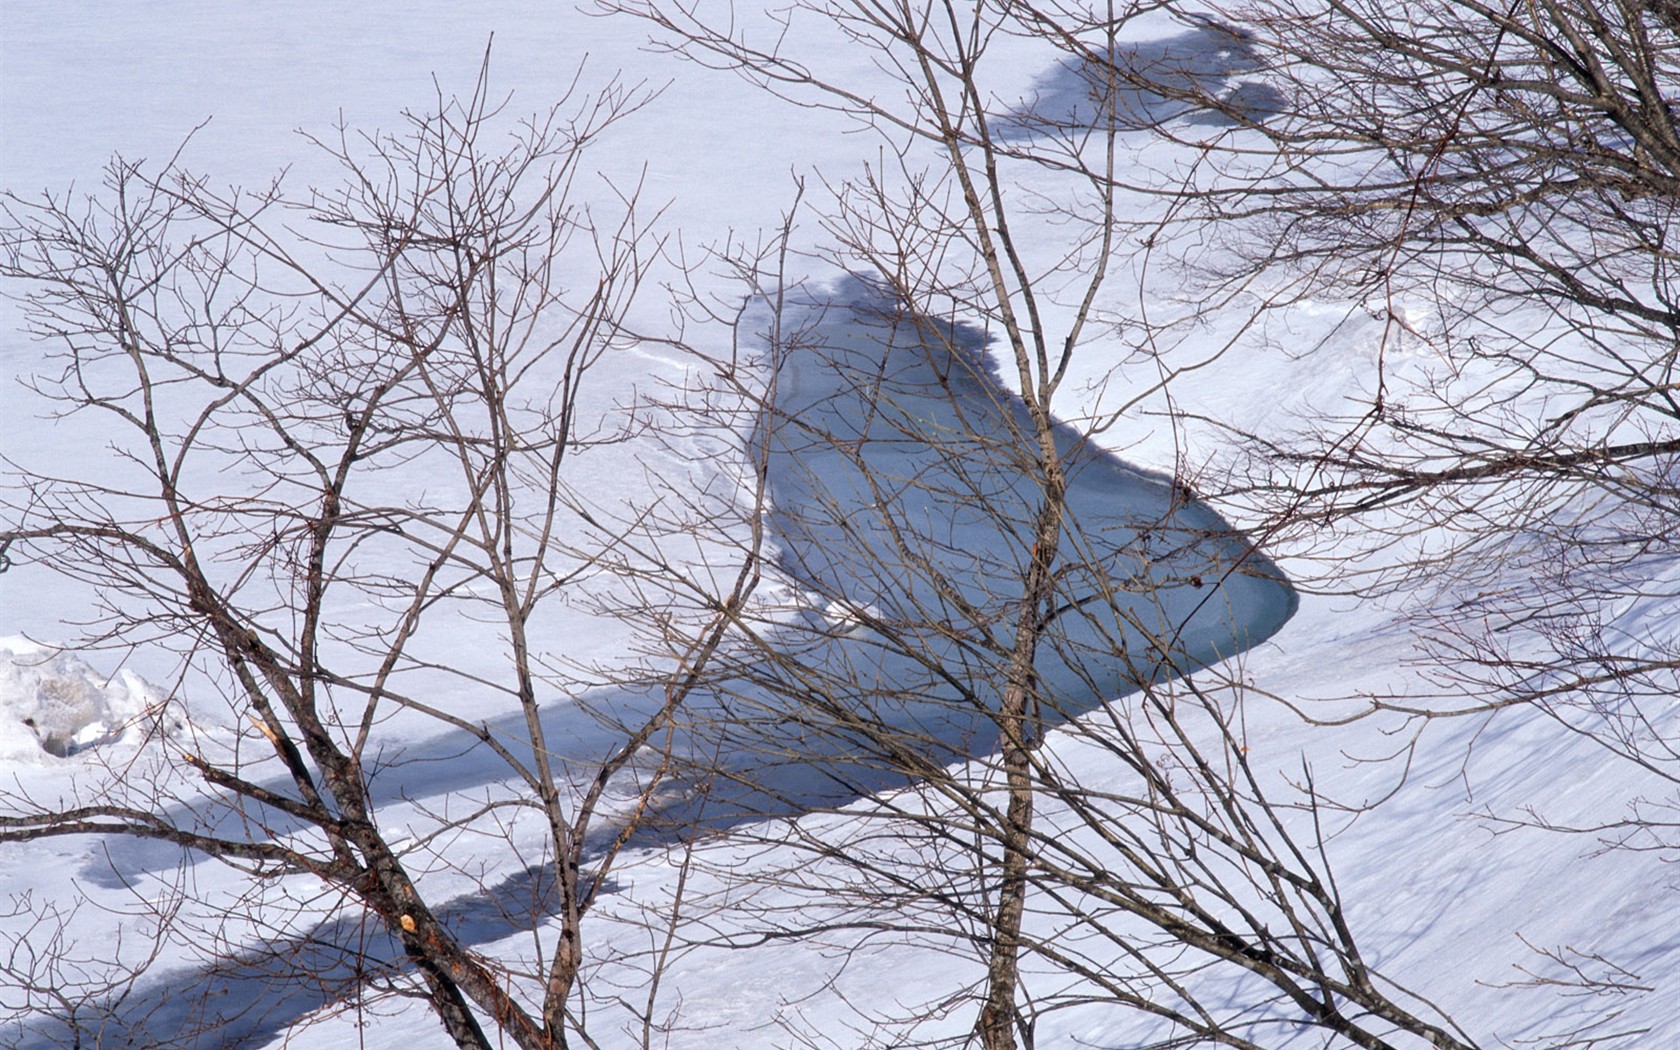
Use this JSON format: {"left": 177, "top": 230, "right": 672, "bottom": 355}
{"left": 3, "top": 2, "right": 1679, "bottom": 1048}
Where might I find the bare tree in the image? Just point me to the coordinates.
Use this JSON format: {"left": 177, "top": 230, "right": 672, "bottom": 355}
{"left": 9, "top": 0, "right": 1665, "bottom": 1045}
{"left": 1009, "top": 0, "right": 1680, "bottom": 1041}
{"left": 0, "top": 62, "right": 760, "bottom": 1050}
{"left": 593, "top": 1, "right": 1504, "bottom": 1046}
{"left": 1161, "top": 0, "right": 1680, "bottom": 873}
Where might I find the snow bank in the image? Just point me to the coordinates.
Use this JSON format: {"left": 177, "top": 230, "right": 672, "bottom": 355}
{"left": 0, "top": 637, "right": 173, "bottom": 760}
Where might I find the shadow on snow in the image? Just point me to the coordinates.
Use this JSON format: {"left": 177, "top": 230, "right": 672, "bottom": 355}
{"left": 15, "top": 278, "right": 1296, "bottom": 1048}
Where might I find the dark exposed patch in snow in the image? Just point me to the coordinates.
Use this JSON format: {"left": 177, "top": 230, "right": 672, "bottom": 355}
{"left": 1001, "top": 16, "right": 1287, "bottom": 138}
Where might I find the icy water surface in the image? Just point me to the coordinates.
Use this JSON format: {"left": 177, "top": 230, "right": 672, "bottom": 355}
{"left": 676, "top": 278, "right": 1297, "bottom": 820}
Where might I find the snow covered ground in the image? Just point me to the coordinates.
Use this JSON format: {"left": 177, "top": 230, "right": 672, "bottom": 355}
{"left": 3, "top": 3, "right": 1676, "bottom": 1048}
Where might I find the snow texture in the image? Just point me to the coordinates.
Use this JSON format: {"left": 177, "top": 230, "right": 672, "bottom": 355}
{"left": 3, "top": 3, "right": 1678, "bottom": 1048}
{"left": 0, "top": 637, "right": 171, "bottom": 759}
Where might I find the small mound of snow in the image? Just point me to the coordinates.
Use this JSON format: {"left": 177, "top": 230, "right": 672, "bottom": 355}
{"left": 821, "top": 597, "right": 882, "bottom": 635}
{"left": 0, "top": 637, "right": 177, "bottom": 760}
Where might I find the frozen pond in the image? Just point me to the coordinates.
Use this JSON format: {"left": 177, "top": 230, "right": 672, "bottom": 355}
{"left": 670, "top": 278, "right": 1297, "bottom": 822}
{"left": 768, "top": 278, "right": 1295, "bottom": 700}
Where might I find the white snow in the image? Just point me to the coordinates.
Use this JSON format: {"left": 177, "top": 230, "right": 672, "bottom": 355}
{"left": 3, "top": 2, "right": 1678, "bottom": 1049}
{"left": 0, "top": 637, "right": 173, "bottom": 760}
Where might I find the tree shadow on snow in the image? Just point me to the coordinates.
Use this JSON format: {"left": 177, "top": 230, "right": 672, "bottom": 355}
{"left": 13, "top": 278, "right": 1296, "bottom": 1049}
{"left": 997, "top": 15, "right": 1286, "bottom": 139}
